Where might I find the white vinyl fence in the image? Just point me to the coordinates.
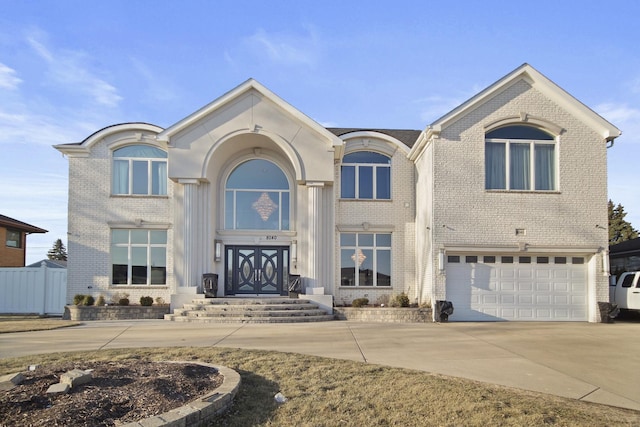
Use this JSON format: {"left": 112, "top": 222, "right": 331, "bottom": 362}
{"left": 0, "top": 264, "right": 67, "bottom": 315}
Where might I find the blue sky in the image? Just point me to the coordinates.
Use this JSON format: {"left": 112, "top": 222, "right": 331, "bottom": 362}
{"left": 1, "top": 0, "right": 639, "bottom": 264}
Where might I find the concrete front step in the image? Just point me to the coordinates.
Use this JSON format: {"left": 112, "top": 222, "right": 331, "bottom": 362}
{"left": 166, "top": 297, "right": 335, "bottom": 323}
{"left": 165, "top": 314, "right": 336, "bottom": 323}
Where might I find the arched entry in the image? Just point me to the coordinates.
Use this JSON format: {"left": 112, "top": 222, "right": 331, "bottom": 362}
{"left": 222, "top": 158, "right": 292, "bottom": 295}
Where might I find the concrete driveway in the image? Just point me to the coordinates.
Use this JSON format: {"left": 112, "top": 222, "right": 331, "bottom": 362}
{"left": 0, "top": 320, "right": 638, "bottom": 411}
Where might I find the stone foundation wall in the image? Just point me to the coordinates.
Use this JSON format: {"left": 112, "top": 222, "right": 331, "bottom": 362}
{"left": 63, "top": 305, "right": 170, "bottom": 321}
{"left": 334, "top": 307, "right": 432, "bottom": 323}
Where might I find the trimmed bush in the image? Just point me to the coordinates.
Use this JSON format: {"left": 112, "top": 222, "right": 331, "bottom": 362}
{"left": 96, "top": 295, "right": 106, "bottom": 306}
{"left": 118, "top": 298, "right": 130, "bottom": 306}
{"left": 140, "top": 296, "right": 154, "bottom": 306}
{"left": 82, "top": 295, "right": 95, "bottom": 306}
{"left": 352, "top": 298, "right": 369, "bottom": 308}
{"left": 390, "top": 293, "right": 410, "bottom": 308}
{"left": 73, "top": 294, "right": 85, "bottom": 305}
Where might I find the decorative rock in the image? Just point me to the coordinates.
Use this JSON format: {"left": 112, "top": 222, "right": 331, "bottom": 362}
{"left": 46, "top": 382, "right": 70, "bottom": 395}
{"left": 28, "top": 365, "right": 38, "bottom": 371}
{"left": 60, "top": 369, "right": 92, "bottom": 388}
{"left": 0, "top": 372, "right": 25, "bottom": 391}
{"left": 274, "top": 392, "right": 287, "bottom": 403}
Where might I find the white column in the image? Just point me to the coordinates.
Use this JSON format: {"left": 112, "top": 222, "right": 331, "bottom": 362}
{"left": 180, "top": 179, "right": 200, "bottom": 288}
{"left": 307, "top": 182, "right": 324, "bottom": 289}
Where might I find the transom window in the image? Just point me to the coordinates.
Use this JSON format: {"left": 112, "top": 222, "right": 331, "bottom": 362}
{"left": 340, "top": 233, "right": 391, "bottom": 287}
{"left": 485, "top": 125, "right": 556, "bottom": 191}
{"left": 112, "top": 145, "right": 168, "bottom": 195}
{"left": 111, "top": 229, "right": 167, "bottom": 285}
{"left": 225, "top": 159, "right": 290, "bottom": 230}
{"left": 341, "top": 151, "right": 391, "bottom": 199}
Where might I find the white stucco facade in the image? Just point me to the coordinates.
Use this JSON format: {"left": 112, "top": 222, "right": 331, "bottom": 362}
{"left": 56, "top": 64, "right": 620, "bottom": 322}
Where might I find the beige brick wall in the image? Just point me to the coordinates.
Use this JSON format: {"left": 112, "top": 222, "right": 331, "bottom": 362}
{"left": 66, "top": 130, "right": 175, "bottom": 305}
{"left": 428, "top": 80, "right": 609, "bottom": 315}
{"left": 334, "top": 137, "right": 417, "bottom": 305}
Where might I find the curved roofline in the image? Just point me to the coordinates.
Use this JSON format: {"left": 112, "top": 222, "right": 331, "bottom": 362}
{"left": 54, "top": 122, "right": 164, "bottom": 156}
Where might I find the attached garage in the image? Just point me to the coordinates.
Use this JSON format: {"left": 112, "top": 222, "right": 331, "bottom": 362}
{"left": 445, "top": 254, "right": 588, "bottom": 321}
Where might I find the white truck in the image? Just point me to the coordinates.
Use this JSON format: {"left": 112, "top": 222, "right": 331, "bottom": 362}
{"left": 610, "top": 271, "right": 640, "bottom": 312}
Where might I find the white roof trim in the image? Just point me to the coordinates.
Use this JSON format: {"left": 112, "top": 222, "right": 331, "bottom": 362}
{"left": 156, "top": 78, "right": 344, "bottom": 152}
{"left": 54, "top": 123, "right": 163, "bottom": 156}
{"left": 431, "top": 63, "right": 621, "bottom": 141}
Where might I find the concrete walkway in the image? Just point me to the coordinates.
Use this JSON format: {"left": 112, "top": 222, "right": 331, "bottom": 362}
{"left": 0, "top": 320, "right": 638, "bottom": 411}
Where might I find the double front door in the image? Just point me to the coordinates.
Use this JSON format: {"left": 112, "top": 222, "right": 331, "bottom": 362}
{"left": 225, "top": 246, "right": 290, "bottom": 295}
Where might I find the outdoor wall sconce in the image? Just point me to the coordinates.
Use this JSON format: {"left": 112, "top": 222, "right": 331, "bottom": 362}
{"left": 291, "top": 240, "right": 297, "bottom": 263}
{"left": 214, "top": 241, "right": 222, "bottom": 262}
{"left": 438, "top": 249, "right": 445, "bottom": 272}
{"left": 602, "top": 249, "right": 610, "bottom": 276}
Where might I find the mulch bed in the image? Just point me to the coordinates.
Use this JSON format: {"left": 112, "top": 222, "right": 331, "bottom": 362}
{"left": 0, "top": 360, "right": 223, "bottom": 426}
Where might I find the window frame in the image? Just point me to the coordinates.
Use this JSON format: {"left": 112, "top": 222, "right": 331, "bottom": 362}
{"left": 111, "top": 229, "right": 167, "bottom": 286}
{"left": 224, "top": 159, "right": 291, "bottom": 231}
{"left": 340, "top": 232, "right": 392, "bottom": 287}
{"left": 485, "top": 126, "right": 558, "bottom": 192}
{"left": 112, "top": 145, "right": 168, "bottom": 196}
{"left": 340, "top": 151, "right": 391, "bottom": 200}
{"left": 5, "top": 229, "right": 22, "bottom": 248}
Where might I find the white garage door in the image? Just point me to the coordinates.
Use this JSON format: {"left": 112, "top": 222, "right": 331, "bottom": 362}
{"left": 445, "top": 254, "right": 588, "bottom": 321}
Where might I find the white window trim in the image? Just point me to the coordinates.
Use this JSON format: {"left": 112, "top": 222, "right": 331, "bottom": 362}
{"left": 111, "top": 145, "right": 168, "bottom": 196}
{"left": 486, "top": 137, "right": 559, "bottom": 191}
{"left": 340, "top": 152, "right": 392, "bottom": 200}
{"left": 340, "top": 232, "right": 392, "bottom": 287}
{"left": 111, "top": 229, "right": 168, "bottom": 286}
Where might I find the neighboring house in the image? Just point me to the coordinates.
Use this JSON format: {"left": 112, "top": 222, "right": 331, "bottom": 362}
{"left": 0, "top": 215, "right": 47, "bottom": 267}
{"left": 26, "top": 259, "right": 68, "bottom": 269}
{"left": 609, "top": 237, "right": 640, "bottom": 278}
{"left": 54, "top": 64, "right": 620, "bottom": 322}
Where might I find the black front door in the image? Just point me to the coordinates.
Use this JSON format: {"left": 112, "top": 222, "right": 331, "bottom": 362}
{"left": 225, "top": 246, "right": 289, "bottom": 295}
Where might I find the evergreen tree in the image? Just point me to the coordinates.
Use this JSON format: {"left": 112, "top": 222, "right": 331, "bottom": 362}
{"left": 608, "top": 200, "right": 638, "bottom": 245}
{"left": 47, "top": 238, "right": 68, "bottom": 261}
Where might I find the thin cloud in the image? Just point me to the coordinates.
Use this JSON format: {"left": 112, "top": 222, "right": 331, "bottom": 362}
{"left": 596, "top": 103, "right": 640, "bottom": 144}
{"left": 0, "top": 63, "right": 22, "bottom": 89}
{"left": 26, "top": 32, "right": 122, "bottom": 107}
{"left": 129, "top": 57, "right": 178, "bottom": 102}
{"left": 244, "top": 27, "right": 323, "bottom": 67}
{"left": 416, "top": 95, "right": 464, "bottom": 124}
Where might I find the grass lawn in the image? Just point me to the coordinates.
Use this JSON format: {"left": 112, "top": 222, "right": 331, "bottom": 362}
{"left": 0, "top": 316, "right": 80, "bottom": 334}
{"left": 1, "top": 345, "right": 638, "bottom": 426}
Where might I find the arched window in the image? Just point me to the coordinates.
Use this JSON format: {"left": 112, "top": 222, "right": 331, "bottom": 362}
{"left": 225, "top": 159, "right": 290, "bottom": 230}
{"left": 112, "top": 145, "right": 168, "bottom": 195}
{"left": 341, "top": 151, "right": 391, "bottom": 199}
{"left": 485, "top": 125, "right": 556, "bottom": 191}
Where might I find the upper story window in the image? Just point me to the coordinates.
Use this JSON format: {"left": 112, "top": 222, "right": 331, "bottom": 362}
{"left": 341, "top": 151, "right": 391, "bottom": 199}
{"left": 5, "top": 229, "right": 21, "bottom": 248}
{"left": 485, "top": 125, "right": 556, "bottom": 191}
{"left": 112, "top": 145, "right": 168, "bottom": 195}
{"left": 225, "top": 159, "right": 290, "bottom": 231}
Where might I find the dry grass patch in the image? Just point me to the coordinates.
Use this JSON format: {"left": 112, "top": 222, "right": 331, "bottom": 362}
{"left": 1, "top": 347, "right": 638, "bottom": 426}
{"left": 0, "top": 316, "right": 80, "bottom": 334}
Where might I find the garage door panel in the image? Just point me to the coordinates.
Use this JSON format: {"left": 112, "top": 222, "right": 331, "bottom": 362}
{"left": 518, "top": 282, "right": 533, "bottom": 291}
{"left": 500, "top": 281, "right": 515, "bottom": 291}
{"left": 446, "top": 254, "right": 588, "bottom": 321}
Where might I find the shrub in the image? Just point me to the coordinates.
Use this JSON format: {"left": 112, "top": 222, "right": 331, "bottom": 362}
{"left": 376, "top": 294, "right": 391, "bottom": 307}
{"left": 111, "top": 292, "right": 130, "bottom": 306}
{"left": 351, "top": 298, "right": 369, "bottom": 308}
{"left": 390, "top": 293, "right": 410, "bottom": 308}
{"left": 73, "top": 294, "right": 85, "bottom": 305}
{"left": 96, "top": 295, "right": 106, "bottom": 306}
{"left": 82, "top": 295, "right": 95, "bottom": 306}
{"left": 140, "top": 296, "right": 154, "bottom": 306}
{"left": 155, "top": 297, "right": 165, "bottom": 305}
